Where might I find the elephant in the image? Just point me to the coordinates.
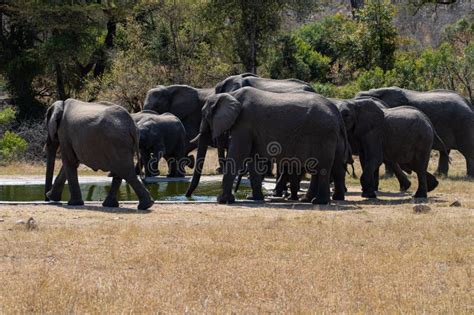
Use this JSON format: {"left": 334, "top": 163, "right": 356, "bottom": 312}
{"left": 186, "top": 87, "right": 348, "bottom": 205}
{"left": 356, "top": 87, "right": 474, "bottom": 177}
{"left": 143, "top": 85, "right": 229, "bottom": 173}
{"left": 132, "top": 110, "right": 195, "bottom": 178}
{"left": 338, "top": 97, "right": 446, "bottom": 198}
{"left": 214, "top": 73, "right": 318, "bottom": 189}
{"left": 44, "top": 99, "right": 154, "bottom": 210}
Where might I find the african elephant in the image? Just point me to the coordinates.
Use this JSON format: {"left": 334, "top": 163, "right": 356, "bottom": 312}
{"left": 338, "top": 97, "right": 445, "bottom": 198}
{"left": 45, "top": 99, "right": 154, "bottom": 210}
{"left": 214, "top": 73, "right": 318, "bottom": 189}
{"left": 132, "top": 110, "right": 195, "bottom": 178}
{"left": 357, "top": 87, "right": 474, "bottom": 177}
{"left": 186, "top": 87, "right": 348, "bottom": 205}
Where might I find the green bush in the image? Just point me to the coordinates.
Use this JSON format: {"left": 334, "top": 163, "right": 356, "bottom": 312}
{"left": 0, "top": 107, "right": 15, "bottom": 125}
{"left": 0, "top": 131, "right": 28, "bottom": 162}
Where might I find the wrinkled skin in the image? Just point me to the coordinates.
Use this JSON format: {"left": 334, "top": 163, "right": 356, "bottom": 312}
{"left": 45, "top": 99, "right": 154, "bottom": 210}
{"left": 338, "top": 98, "right": 442, "bottom": 198}
{"left": 186, "top": 87, "right": 347, "bottom": 205}
{"left": 132, "top": 110, "right": 194, "bottom": 178}
{"left": 357, "top": 87, "right": 474, "bottom": 177}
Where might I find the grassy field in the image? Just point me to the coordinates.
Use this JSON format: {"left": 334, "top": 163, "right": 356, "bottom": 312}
{"left": 0, "top": 151, "right": 472, "bottom": 313}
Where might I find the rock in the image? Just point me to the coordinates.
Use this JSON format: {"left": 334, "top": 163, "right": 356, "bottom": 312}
{"left": 26, "top": 217, "right": 37, "bottom": 230}
{"left": 16, "top": 219, "right": 25, "bottom": 225}
{"left": 449, "top": 200, "right": 461, "bottom": 207}
{"left": 0, "top": 218, "right": 4, "bottom": 222}
{"left": 413, "top": 204, "right": 431, "bottom": 214}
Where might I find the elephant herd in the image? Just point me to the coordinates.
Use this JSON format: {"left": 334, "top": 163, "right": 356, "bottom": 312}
{"left": 44, "top": 73, "right": 474, "bottom": 210}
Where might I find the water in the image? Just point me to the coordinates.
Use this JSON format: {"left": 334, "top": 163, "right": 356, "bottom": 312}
{"left": 0, "top": 180, "right": 254, "bottom": 202}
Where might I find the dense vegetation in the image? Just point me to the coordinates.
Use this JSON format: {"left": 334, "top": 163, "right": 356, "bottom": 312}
{"left": 0, "top": 0, "right": 472, "bottom": 162}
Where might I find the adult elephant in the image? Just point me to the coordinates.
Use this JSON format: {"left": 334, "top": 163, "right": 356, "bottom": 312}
{"left": 357, "top": 87, "right": 474, "bottom": 177}
{"left": 186, "top": 87, "right": 348, "bottom": 205}
{"left": 338, "top": 97, "right": 445, "bottom": 198}
{"left": 143, "top": 85, "right": 214, "bottom": 154}
{"left": 44, "top": 99, "right": 154, "bottom": 210}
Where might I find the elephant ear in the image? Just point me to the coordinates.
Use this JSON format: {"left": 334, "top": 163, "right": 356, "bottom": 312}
{"left": 215, "top": 75, "right": 243, "bottom": 94}
{"left": 46, "top": 100, "right": 64, "bottom": 141}
{"left": 143, "top": 86, "right": 171, "bottom": 113}
{"left": 203, "top": 94, "right": 242, "bottom": 140}
{"left": 353, "top": 99, "right": 385, "bottom": 137}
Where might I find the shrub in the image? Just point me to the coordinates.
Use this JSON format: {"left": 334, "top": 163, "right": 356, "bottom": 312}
{"left": 0, "top": 107, "right": 15, "bottom": 125}
{"left": 0, "top": 131, "right": 28, "bottom": 163}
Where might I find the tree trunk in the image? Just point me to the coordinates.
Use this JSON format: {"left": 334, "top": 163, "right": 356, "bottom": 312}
{"left": 54, "top": 63, "right": 66, "bottom": 100}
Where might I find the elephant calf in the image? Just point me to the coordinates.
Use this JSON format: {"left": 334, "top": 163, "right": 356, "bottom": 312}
{"left": 132, "top": 111, "right": 194, "bottom": 177}
{"left": 45, "top": 99, "right": 154, "bottom": 210}
{"left": 338, "top": 98, "right": 445, "bottom": 198}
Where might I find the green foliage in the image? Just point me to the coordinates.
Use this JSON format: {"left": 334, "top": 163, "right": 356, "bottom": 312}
{"left": 0, "top": 131, "right": 28, "bottom": 162}
{"left": 0, "top": 107, "right": 16, "bottom": 126}
{"left": 267, "top": 35, "right": 331, "bottom": 82}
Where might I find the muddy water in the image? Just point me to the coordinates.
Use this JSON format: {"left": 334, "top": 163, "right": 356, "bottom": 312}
{"left": 0, "top": 181, "right": 253, "bottom": 202}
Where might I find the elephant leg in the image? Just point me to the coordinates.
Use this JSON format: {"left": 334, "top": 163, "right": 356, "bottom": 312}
{"left": 265, "top": 160, "right": 274, "bottom": 177}
{"left": 436, "top": 149, "right": 450, "bottom": 177}
{"left": 218, "top": 134, "right": 250, "bottom": 204}
{"left": 332, "top": 162, "right": 346, "bottom": 201}
{"left": 216, "top": 146, "right": 226, "bottom": 174}
{"left": 102, "top": 177, "right": 122, "bottom": 208}
{"left": 288, "top": 173, "right": 301, "bottom": 201}
{"left": 62, "top": 157, "right": 83, "bottom": 206}
{"left": 383, "top": 162, "right": 395, "bottom": 178}
{"left": 385, "top": 161, "right": 411, "bottom": 192}
{"left": 413, "top": 169, "right": 428, "bottom": 199}
{"left": 46, "top": 166, "right": 67, "bottom": 202}
{"left": 426, "top": 172, "right": 439, "bottom": 192}
{"left": 247, "top": 160, "right": 264, "bottom": 201}
{"left": 374, "top": 167, "right": 380, "bottom": 192}
{"left": 122, "top": 173, "right": 153, "bottom": 210}
{"left": 273, "top": 165, "right": 289, "bottom": 197}
{"left": 360, "top": 159, "right": 379, "bottom": 199}
{"left": 311, "top": 173, "right": 331, "bottom": 205}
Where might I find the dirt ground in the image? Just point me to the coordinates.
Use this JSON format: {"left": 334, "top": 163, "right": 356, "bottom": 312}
{"left": 0, "top": 151, "right": 473, "bottom": 313}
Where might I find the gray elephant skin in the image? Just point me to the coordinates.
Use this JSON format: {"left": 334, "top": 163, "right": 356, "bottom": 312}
{"left": 44, "top": 99, "right": 154, "bottom": 210}
{"left": 338, "top": 97, "right": 443, "bottom": 198}
{"left": 132, "top": 110, "right": 194, "bottom": 178}
{"left": 357, "top": 87, "right": 474, "bottom": 177}
{"left": 186, "top": 87, "right": 348, "bottom": 205}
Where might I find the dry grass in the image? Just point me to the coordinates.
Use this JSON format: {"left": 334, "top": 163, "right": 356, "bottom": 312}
{"left": 0, "top": 151, "right": 473, "bottom": 313}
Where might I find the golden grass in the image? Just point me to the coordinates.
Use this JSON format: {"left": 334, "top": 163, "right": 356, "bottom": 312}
{"left": 0, "top": 151, "right": 473, "bottom": 313}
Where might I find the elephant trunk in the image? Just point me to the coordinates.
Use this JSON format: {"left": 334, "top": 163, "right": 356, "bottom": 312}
{"left": 44, "top": 139, "right": 58, "bottom": 201}
{"left": 185, "top": 133, "right": 210, "bottom": 197}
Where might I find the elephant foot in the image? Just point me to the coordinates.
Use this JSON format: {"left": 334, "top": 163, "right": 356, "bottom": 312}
{"left": 332, "top": 192, "right": 345, "bottom": 201}
{"left": 102, "top": 197, "right": 119, "bottom": 208}
{"left": 45, "top": 190, "right": 62, "bottom": 202}
{"left": 217, "top": 193, "right": 235, "bottom": 204}
{"left": 361, "top": 191, "right": 377, "bottom": 199}
{"left": 399, "top": 180, "right": 411, "bottom": 192}
{"left": 312, "top": 197, "right": 330, "bottom": 205}
{"left": 288, "top": 195, "right": 299, "bottom": 201}
{"left": 427, "top": 178, "right": 439, "bottom": 192}
{"left": 246, "top": 194, "right": 264, "bottom": 201}
{"left": 299, "top": 196, "right": 312, "bottom": 203}
{"left": 272, "top": 190, "right": 284, "bottom": 197}
{"left": 137, "top": 198, "right": 154, "bottom": 210}
{"left": 68, "top": 199, "right": 84, "bottom": 206}
{"left": 413, "top": 191, "right": 427, "bottom": 199}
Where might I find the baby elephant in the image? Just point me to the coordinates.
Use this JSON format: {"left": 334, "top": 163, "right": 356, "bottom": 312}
{"left": 132, "top": 111, "right": 194, "bottom": 177}
{"left": 338, "top": 98, "right": 446, "bottom": 199}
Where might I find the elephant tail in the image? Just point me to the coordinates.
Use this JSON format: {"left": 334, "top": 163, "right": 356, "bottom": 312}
{"left": 433, "top": 129, "right": 451, "bottom": 164}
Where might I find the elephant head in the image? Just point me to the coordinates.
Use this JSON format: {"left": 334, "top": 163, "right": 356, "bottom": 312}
{"left": 356, "top": 86, "right": 408, "bottom": 107}
{"left": 214, "top": 73, "right": 258, "bottom": 94}
{"left": 44, "top": 100, "right": 64, "bottom": 200}
{"left": 186, "top": 93, "right": 243, "bottom": 196}
{"left": 143, "top": 86, "right": 171, "bottom": 114}
{"left": 341, "top": 98, "right": 385, "bottom": 138}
